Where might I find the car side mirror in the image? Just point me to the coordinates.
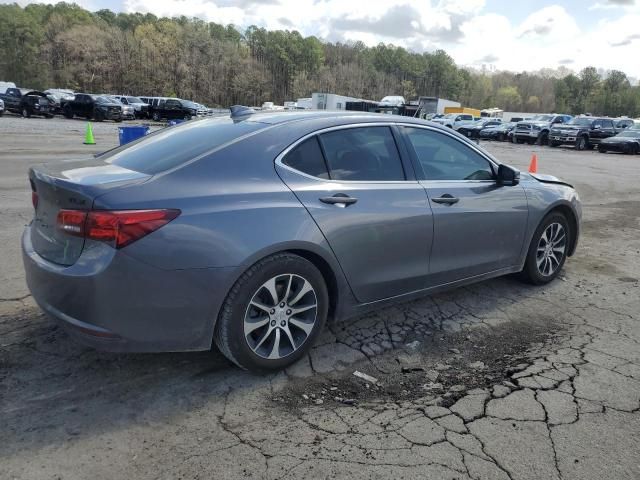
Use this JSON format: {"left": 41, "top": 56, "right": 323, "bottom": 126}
{"left": 497, "top": 164, "right": 520, "bottom": 186}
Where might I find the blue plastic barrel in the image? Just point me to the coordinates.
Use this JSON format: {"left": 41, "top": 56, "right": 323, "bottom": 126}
{"left": 118, "top": 125, "right": 149, "bottom": 146}
{"left": 168, "top": 119, "right": 184, "bottom": 127}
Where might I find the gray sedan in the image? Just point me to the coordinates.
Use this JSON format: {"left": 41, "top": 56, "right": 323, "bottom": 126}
{"left": 22, "top": 111, "right": 581, "bottom": 372}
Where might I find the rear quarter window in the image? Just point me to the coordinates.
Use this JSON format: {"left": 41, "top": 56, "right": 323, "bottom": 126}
{"left": 102, "top": 119, "right": 265, "bottom": 174}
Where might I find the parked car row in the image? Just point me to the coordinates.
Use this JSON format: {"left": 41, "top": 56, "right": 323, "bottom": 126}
{"left": 0, "top": 88, "right": 54, "bottom": 118}
{"left": 0, "top": 84, "right": 215, "bottom": 122}
{"left": 549, "top": 117, "right": 640, "bottom": 153}
{"left": 451, "top": 112, "right": 640, "bottom": 154}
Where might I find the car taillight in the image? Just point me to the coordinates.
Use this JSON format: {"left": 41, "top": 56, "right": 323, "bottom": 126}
{"left": 56, "top": 209, "right": 180, "bottom": 249}
{"left": 30, "top": 180, "right": 38, "bottom": 210}
{"left": 57, "top": 209, "right": 87, "bottom": 235}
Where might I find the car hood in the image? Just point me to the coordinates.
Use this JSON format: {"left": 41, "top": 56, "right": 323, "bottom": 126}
{"left": 553, "top": 124, "right": 584, "bottom": 131}
{"left": 602, "top": 136, "right": 638, "bottom": 143}
{"left": 527, "top": 172, "right": 574, "bottom": 188}
{"left": 519, "top": 121, "right": 550, "bottom": 127}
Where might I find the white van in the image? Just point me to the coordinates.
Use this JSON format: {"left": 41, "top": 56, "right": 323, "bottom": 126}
{"left": 0, "top": 81, "right": 17, "bottom": 94}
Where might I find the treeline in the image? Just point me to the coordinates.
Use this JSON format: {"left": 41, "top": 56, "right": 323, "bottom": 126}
{"left": 1, "top": 2, "right": 639, "bottom": 116}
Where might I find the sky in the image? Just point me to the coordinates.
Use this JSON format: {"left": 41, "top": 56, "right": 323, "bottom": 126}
{"left": 6, "top": 0, "right": 640, "bottom": 78}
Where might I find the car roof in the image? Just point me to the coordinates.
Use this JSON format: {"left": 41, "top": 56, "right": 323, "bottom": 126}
{"left": 239, "top": 110, "right": 443, "bottom": 127}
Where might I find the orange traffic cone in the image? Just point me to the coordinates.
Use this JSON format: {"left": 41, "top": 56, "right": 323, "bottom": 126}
{"left": 528, "top": 153, "right": 538, "bottom": 173}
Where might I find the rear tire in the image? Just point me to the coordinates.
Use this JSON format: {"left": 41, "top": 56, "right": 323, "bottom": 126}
{"left": 519, "top": 212, "right": 570, "bottom": 285}
{"left": 214, "top": 253, "right": 329, "bottom": 372}
{"left": 152, "top": 112, "right": 160, "bottom": 121}
{"left": 21, "top": 108, "right": 30, "bottom": 118}
{"left": 598, "top": 146, "right": 607, "bottom": 153}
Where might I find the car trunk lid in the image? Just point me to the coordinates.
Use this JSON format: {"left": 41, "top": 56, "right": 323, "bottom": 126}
{"left": 29, "top": 159, "right": 150, "bottom": 266}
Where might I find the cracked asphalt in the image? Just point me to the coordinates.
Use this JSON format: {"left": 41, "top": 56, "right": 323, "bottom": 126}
{"left": 1, "top": 117, "right": 640, "bottom": 480}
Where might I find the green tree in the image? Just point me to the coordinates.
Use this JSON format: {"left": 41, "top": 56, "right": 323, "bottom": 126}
{"left": 495, "top": 86, "right": 522, "bottom": 110}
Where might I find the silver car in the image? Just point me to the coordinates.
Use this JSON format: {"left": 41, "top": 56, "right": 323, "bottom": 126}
{"left": 22, "top": 111, "right": 581, "bottom": 372}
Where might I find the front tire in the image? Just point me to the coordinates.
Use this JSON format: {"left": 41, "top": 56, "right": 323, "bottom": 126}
{"left": 21, "top": 108, "right": 31, "bottom": 118}
{"left": 537, "top": 132, "right": 548, "bottom": 146}
{"left": 519, "top": 212, "right": 570, "bottom": 285}
{"left": 575, "top": 136, "right": 587, "bottom": 151}
{"left": 214, "top": 253, "right": 329, "bottom": 372}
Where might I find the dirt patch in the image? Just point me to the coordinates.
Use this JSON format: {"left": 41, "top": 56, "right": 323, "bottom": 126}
{"left": 274, "top": 320, "right": 562, "bottom": 411}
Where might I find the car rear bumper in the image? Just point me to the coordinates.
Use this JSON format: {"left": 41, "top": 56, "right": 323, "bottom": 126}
{"left": 22, "top": 225, "right": 235, "bottom": 352}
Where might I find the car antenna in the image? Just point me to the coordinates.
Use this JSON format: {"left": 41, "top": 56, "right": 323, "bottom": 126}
{"left": 230, "top": 105, "right": 255, "bottom": 119}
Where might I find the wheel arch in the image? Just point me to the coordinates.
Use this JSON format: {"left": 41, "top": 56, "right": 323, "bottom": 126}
{"left": 546, "top": 203, "right": 579, "bottom": 257}
{"left": 287, "top": 248, "right": 340, "bottom": 321}
{"left": 223, "top": 241, "right": 355, "bottom": 327}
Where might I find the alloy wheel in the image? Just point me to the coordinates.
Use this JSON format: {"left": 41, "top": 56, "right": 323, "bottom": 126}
{"left": 244, "top": 274, "right": 317, "bottom": 359}
{"left": 536, "top": 223, "right": 567, "bottom": 276}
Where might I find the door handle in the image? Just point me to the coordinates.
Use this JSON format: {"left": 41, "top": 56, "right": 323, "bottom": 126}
{"left": 432, "top": 195, "right": 459, "bottom": 205}
{"left": 319, "top": 193, "right": 358, "bottom": 206}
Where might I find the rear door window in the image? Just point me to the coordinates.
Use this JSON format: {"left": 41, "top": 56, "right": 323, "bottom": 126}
{"left": 318, "top": 126, "right": 405, "bottom": 181}
{"left": 102, "top": 119, "right": 265, "bottom": 174}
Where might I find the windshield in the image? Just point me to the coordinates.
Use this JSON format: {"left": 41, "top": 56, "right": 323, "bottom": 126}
{"left": 127, "top": 96, "right": 143, "bottom": 103}
{"left": 568, "top": 118, "right": 593, "bottom": 126}
{"left": 92, "top": 96, "right": 111, "bottom": 104}
{"left": 102, "top": 118, "right": 265, "bottom": 174}
{"left": 181, "top": 100, "right": 198, "bottom": 109}
{"left": 531, "top": 114, "right": 553, "bottom": 121}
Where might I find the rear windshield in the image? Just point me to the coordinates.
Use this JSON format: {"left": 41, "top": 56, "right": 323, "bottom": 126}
{"left": 102, "top": 118, "right": 265, "bottom": 174}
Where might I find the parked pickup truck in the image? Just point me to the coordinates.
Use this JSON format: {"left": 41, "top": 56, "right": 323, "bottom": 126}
{"left": 430, "top": 112, "right": 475, "bottom": 129}
{"left": 62, "top": 93, "right": 123, "bottom": 122}
{"left": 549, "top": 117, "right": 617, "bottom": 150}
{"left": 513, "top": 114, "right": 572, "bottom": 145}
{"left": 150, "top": 98, "right": 198, "bottom": 121}
{"left": 0, "top": 88, "right": 53, "bottom": 118}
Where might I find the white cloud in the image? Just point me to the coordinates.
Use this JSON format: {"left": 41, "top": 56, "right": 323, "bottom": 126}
{"left": 4, "top": 0, "right": 640, "bottom": 78}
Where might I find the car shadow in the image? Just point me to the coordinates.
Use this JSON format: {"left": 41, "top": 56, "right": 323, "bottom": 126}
{"left": 0, "top": 274, "right": 561, "bottom": 458}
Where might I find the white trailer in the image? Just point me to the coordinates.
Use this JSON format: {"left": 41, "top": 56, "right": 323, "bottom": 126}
{"left": 0, "top": 81, "right": 17, "bottom": 94}
{"left": 502, "top": 111, "right": 537, "bottom": 122}
{"left": 296, "top": 98, "right": 312, "bottom": 109}
{"left": 312, "top": 93, "right": 363, "bottom": 110}
{"left": 416, "top": 97, "right": 461, "bottom": 116}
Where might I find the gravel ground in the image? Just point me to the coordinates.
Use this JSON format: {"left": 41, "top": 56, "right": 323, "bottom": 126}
{"left": 1, "top": 116, "right": 639, "bottom": 480}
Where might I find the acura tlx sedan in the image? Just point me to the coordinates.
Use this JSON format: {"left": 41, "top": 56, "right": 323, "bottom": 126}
{"left": 22, "top": 110, "right": 581, "bottom": 372}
